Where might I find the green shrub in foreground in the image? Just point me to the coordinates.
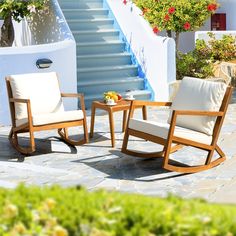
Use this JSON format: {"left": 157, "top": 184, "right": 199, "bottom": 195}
{"left": 0, "top": 185, "right": 236, "bottom": 235}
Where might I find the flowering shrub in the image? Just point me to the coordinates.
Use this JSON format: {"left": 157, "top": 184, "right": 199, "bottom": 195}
{"left": 131, "top": 0, "right": 219, "bottom": 48}
{"left": 197, "top": 32, "right": 236, "bottom": 62}
{"left": 0, "top": 198, "right": 68, "bottom": 235}
{"left": 176, "top": 33, "right": 236, "bottom": 80}
{"left": 176, "top": 50, "right": 214, "bottom": 80}
{"left": 0, "top": 185, "right": 236, "bottom": 235}
{"left": 0, "top": 0, "right": 49, "bottom": 47}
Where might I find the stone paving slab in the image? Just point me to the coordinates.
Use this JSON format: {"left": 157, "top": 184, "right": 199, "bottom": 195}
{"left": 0, "top": 105, "right": 236, "bottom": 204}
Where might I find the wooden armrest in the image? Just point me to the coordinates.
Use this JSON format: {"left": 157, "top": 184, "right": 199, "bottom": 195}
{"left": 132, "top": 100, "right": 172, "bottom": 107}
{"left": 10, "top": 98, "right": 30, "bottom": 103}
{"left": 174, "top": 110, "right": 224, "bottom": 117}
{"left": 61, "top": 93, "right": 86, "bottom": 111}
{"left": 61, "top": 93, "right": 84, "bottom": 98}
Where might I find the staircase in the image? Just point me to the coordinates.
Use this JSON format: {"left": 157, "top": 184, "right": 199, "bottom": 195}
{"left": 59, "top": 0, "right": 152, "bottom": 108}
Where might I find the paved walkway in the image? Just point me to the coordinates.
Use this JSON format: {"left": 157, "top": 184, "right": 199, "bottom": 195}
{"left": 0, "top": 104, "right": 236, "bottom": 204}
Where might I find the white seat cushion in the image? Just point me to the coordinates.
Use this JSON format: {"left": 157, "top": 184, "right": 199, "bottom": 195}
{"left": 16, "top": 110, "right": 84, "bottom": 127}
{"left": 9, "top": 72, "right": 64, "bottom": 120}
{"left": 168, "top": 77, "right": 227, "bottom": 135}
{"left": 129, "top": 118, "right": 212, "bottom": 145}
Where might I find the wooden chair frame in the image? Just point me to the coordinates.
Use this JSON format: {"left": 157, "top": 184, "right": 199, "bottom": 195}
{"left": 122, "top": 87, "right": 233, "bottom": 173}
{"left": 6, "top": 77, "right": 89, "bottom": 155}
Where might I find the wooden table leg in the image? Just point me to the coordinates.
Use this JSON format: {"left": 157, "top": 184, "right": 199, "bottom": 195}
{"left": 108, "top": 108, "right": 115, "bottom": 147}
{"left": 122, "top": 110, "right": 128, "bottom": 132}
{"left": 142, "top": 105, "right": 147, "bottom": 120}
{"left": 90, "top": 104, "right": 96, "bottom": 138}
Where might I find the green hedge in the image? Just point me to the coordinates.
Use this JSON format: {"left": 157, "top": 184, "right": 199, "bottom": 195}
{"left": 0, "top": 185, "right": 236, "bottom": 235}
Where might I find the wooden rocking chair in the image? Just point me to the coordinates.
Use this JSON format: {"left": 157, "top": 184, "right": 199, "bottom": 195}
{"left": 122, "top": 77, "right": 233, "bottom": 173}
{"left": 6, "top": 72, "right": 88, "bottom": 155}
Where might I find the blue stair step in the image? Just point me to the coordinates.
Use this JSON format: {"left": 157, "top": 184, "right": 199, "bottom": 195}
{"left": 67, "top": 19, "right": 114, "bottom": 31}
{"left": 77, "top": 52, "right": 132, "bottom": 68}
{"left": 59, "top": 0, "right": 152, "bottom": 108}
{"left": 73, "top": 29, "right": 120, "bottom": 42}
{"left": 60, "top": 0, "right": 103, "bottom": 9}
{"left": 77, "top": 41, "right": 125, "bottom": 55}
{"left": 77, "top": 65, "right": 138, "bottom": 80}
{"left": 63, "top": 9, "right": 109, "bottom": 20}
{"left": 78, "top": 77, "right": 144, "bottom": 94}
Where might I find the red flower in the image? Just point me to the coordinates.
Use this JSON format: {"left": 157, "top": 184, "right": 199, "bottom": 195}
{"left": 207, "top": 3, "right": 217, "bottom": 11}
{"left": 168, "top": 7, "right": 175, "bottom": 14}
{"left": 153, "top": 26, "right": 159, "bottom": 34}
{"left": 183, "top": 22, "right": 191, "bottom": 30}
{"left": 164, "top": 14, "right": 170, "bottom": 21}
{"left": 123, "top": 0, "right": 127, "bottom": 5}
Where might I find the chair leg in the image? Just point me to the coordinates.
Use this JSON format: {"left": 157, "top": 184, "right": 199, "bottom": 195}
{"left": 121, "top": 129, "right": 129, "bottom": 153}
{"left": 162, "top": 140, "right": 172, "bottom": 169}
{"left": 29, "top": 128, "right": 35, "bottom": 152}
{"left": 83, "top": 119, "right": 89, "bottom": 143}
{"left": 64, "top": 128, "right": 69, "bottom": 139}
{"left": 9, "top": 128, "right": 35, "bottom": 155}
{"left": 205, "top": 149, "right": 215, "bottom": 165}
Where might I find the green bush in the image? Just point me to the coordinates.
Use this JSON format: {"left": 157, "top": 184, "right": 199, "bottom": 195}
{"left": 176, "top": 49, "right": 214, "bottom": 80}
{"left": 198, "top": 32, "right": 236, "bottom": 62}
{"left": 177, "top": 33, "right": 236, "bottom": 80}
{"left": 0, "top": 185, "right": 236, "bottom": 235}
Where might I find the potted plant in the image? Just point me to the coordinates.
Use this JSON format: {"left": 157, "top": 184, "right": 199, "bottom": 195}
{"left": 0, "top": 0, "right": 48, "bottom": 47}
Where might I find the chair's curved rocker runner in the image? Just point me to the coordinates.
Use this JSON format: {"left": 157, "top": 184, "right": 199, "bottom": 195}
{"left": 6, "top": 72, "right": 88, "bottom": 155}
{"left": 122, "top": 77, "right": 233, "bottom": 173}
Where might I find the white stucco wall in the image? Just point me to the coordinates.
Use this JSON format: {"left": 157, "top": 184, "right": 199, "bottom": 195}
{"left": 0, "top": 0, "right": 76, "bottom": 125}
{"left": 106, "top": 0, "right": 176, "bottom": 101}
{"left": 218, "top": 0, "right": 236, "bottom": 30}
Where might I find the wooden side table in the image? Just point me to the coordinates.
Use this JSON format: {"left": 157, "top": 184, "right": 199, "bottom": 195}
{"left": 90, "top": 100, "right": 147, "bottom": 147}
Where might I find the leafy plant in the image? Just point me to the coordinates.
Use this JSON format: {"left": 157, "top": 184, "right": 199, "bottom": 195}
{"left": 177, "top": 33, "right": 236, "bottom": 80}
{"left": 197, "top": 32, "right": 236, "bottom": 62}
{"left": 0, "top": 0, "right": 49, "bottom": 47}
{"left": 132, "top": 0, "right": 219, "bottom": 49}
{"left": 176, "top": 50, "right": 214, "bottom": 80}
{"left": 0, "top": 198, "right": 68, "bottom": 235}
{"left": 0, "top": 185, "right": 236, "bottom": 235}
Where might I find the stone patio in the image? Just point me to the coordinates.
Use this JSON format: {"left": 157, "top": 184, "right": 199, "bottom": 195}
{"left": 0, "top": 104, "right": 236, "bottom": 204}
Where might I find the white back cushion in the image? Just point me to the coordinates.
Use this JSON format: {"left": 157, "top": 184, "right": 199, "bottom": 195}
{"left": 168, "top": 77, "right": 227, "bottom": 135}
{"left": 9, "top": 72, "right": 64, "bottom": 120}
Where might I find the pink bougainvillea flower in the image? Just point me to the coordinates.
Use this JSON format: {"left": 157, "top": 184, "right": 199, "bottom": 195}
{"left": 168, "top": 7, "right": 175, "bottom": 14}
{"left": 153, "top": 26, "right": 159, "bottom": 34}
{"left": 207, "top": 3, "right": 217, "bottom": 11}
{"left": 123, "top": 0, "right": 127, "bottom": 5}
{"left": 164, "top": 14, "right": 170, "bottom": 21}
{"left": 183, "top": 22, "right": 191, "bottom": 30}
